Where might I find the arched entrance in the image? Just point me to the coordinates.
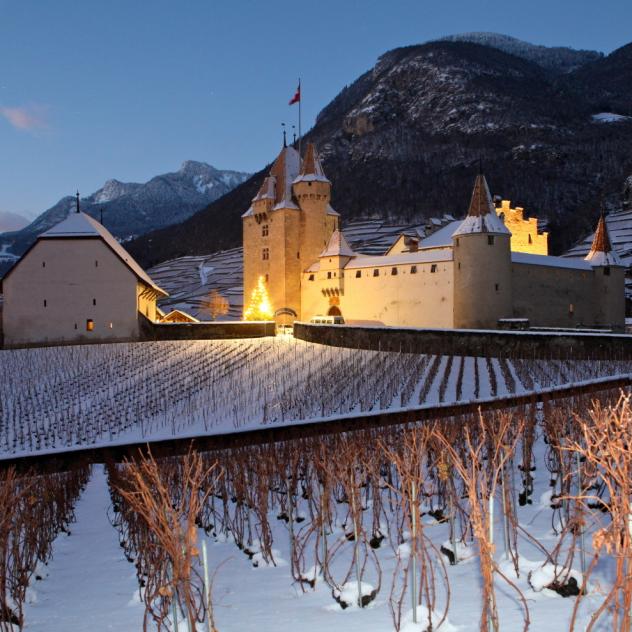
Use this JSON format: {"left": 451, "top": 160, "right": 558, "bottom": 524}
{"left": 327, "top": 305, "right": 342, "bottom": 316}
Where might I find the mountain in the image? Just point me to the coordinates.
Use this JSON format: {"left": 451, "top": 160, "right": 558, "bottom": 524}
{"left": 438, "top": 33, "right": 603, "bottom": 73}
{"left": 127, "top": 37, "right": 632, "bottom": 268}
{"left": 0, "top": 161, "right": 249, "bottom": 275}
{"left": 0, "top": 210, "right": 30, "bottom": 233}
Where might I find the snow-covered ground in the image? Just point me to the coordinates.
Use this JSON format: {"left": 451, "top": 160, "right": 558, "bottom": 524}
{"left": 20, "top": 428, "right": 620, "bottom": 632}
{"left": 1, "top": 337, "right": 628, "bottom": 459}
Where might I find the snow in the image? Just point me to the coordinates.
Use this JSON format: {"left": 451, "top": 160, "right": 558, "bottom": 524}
{"left": 512, "top": 251, "right": 593, "bottom": 270}
{"left": 15, "top": 415, "right": 625, "bottom": 632}
{"left": 584, "top": 249, "right": 624, "bottom": 267}
{"left": 528, "top": 563, "right": 585, "bottom": 595}
{"left": 591, "top": 112, "right": 632, "bottom": 123}
{"left": 345, "top": 249, "right": 452, "bottom": 269}
{"left": 320, "top": 230, "right": 355, "bottom": 258}
{"left": 452, "top": 212, "right": 511, "bottom": 237}
{"left": 22, "top": 466, "right": 143, "bottom": 631}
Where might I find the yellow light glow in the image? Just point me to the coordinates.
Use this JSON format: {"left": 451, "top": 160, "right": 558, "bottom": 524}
{"left": 244, "top": 275, "right": 274, "bottom": 321}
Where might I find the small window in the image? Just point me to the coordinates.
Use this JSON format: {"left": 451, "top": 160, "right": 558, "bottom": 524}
{"left": 74, "top": 323, "right": 78, "bottom": 330}
{"left": 43, "top": 299, "right": 47, "bottom": 307}
{"left": 86, "top": 319, "right": 94, "bottom": 332}
{"left": 93, "top": 298, "right": 96, "bottom": 306}
{"left": 391, "top": 267, "right": 398, "bottom": 276}
{"left": 430, "top": 264, "right": 437, "bottom": 273}
{"left": 42, "top": 261, "right": 46, "bottom": 268}
{"left": 109, "top": 323, "right": 113, "bottom": 329}
{"left": 488, "top": 235, "right": 495, "bottom": 246}
{"left": 373, "top": 269, "right": 379, "bottom": 277}
{"left": 297, "top": 252, "right": 300, "bottom": 259}
{"left": 569, "top": 303, "right": 574, "bottom": 315}
{"left": 604, "top": 266, "right": 611, "bottom": 276}
{"left": 355, "top": 270, "right": 361, "bottom": 278}
{"left": 308, "top": 274, "right": 315, "bottom": 281}
{"left": 455, "top": 238, "right": 460, "bottom": 247}
{"left": 327, "top": 271, "right": 332, "bottom": 279}
{"left": 262, "top": 224, "right": 269, "bottom": 237}
{"left": 95, "top": 260, "right": 99, "bottom": 267}
{"left": 495, "top": 283, "right": 499, "bottom": 291}
{"left": 262, "top": 248, "right": 269, "bottom": 260}
{"left": 265, "top": 273, "right": 269, "bottom": 282}
{"left": 528, "top": 234, "right": 532, "bottom": 244}
{"left": 410, "top": 265, "right": 417, "bottom": 274}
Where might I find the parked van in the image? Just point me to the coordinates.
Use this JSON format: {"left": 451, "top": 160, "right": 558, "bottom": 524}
{"left": 310, "top": 315, "right": 345, "bottom": 325}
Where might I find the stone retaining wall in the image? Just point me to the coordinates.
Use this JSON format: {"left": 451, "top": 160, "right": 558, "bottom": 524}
{"left": 293, "top": 322, "right": 632, "bottom": 360}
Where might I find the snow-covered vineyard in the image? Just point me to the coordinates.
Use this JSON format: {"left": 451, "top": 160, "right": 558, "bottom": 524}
{"left": 1, "top": 337, "right": 630, "bottom": 458}
{"left": 3, "top": 391, "right": 632, "bottom": 632}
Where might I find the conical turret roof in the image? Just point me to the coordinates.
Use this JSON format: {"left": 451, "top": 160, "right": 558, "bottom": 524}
{"left": 585, "top": 213, "right": 624, "bottom": 266}
{"left": 250, "top": 145, "right": 301, "bottom": 209}
{"left": 320, "top": 230, "right": 355, "bottom": 258}
{"left": 293, "top": 143, "right": 330, "bottom": 184}
{"left": 452, "top": 174, "right": 510, "bottom": 237}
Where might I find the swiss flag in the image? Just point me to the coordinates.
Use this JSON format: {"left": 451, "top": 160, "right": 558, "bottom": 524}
{"left": 289, "top": 83, "right": 301, "bottom": 105}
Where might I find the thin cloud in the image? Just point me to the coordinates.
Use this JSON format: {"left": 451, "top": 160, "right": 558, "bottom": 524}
{"left": 0, "top": 104, "right": 49, "bottom": 132}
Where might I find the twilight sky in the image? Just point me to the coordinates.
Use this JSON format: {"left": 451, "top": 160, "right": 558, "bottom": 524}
{"left": 1, "top": 0, "right": 631, "bottom": 219}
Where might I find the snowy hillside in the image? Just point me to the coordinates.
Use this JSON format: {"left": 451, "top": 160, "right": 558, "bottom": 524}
{"left": 438, "top": 32, "right": 602, "bottom": 72}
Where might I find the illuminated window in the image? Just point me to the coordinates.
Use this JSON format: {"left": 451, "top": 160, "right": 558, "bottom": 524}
{"left": 391, "top": 267, "right": 398, "bottom": 275}
{"left": 430, "top": 264, "right": 437, "bottom": 273}
{"left": 411, "top": 266, "right": 417, "bottom": 274}
{"left": 109, "top": 323, "right": 113, "bottom": 329}
{"left": 488, "top": 235, "right": 495, "bottom": 246}
{"left": 569, "top": 303, "right": 574, "bottom": 315}
{"left": 86, "top": 319, "right": 94, "bottom": 332}
{"left": 355, "top": 270, "right": 361, "bottom": 278}
{"left": 373, "top": 269, "right": 379, "bottom": 277}
{"left": 262, "top": 248, "right": 269, "bottom": 260}
{"left": 262, "top": 224, "right": 269, "bottom": 237}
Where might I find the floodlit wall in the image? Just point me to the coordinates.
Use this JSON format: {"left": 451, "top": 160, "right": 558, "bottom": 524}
{"left": 496, "top": 200, "right": 548, "bottom": 255}
{"left": 2, "top": 239, "right": 140, "bottom": 346}
{"left": 302, "top": 258, "right": 455, "bottom": 328}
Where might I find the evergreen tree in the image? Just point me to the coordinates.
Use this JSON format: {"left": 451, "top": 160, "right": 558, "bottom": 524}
{"left": 243, "top": 276, "right": 273, "bottom": 321}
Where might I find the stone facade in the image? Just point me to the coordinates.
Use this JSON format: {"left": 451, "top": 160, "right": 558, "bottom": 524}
{"left": 495, "top": 199, "right": 548, "bottom": 255}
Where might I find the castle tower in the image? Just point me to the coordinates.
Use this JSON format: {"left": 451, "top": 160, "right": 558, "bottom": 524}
{"left": 242, "top": 142, "right": 337, "bottom": 325}
{"left": 452, "top": 174, "right": 513, "bottom": 329}
{"left": 584, "top": 213, "right": 625, "bottom": 329}
{"left": 318, "top": 230, "right": 355, "bottom": 315}
{"left": 293, "top": 144, "right": 336, "bottom": 289}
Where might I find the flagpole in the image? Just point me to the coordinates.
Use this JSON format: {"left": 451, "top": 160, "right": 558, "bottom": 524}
{"left": 298, "top": 77, "right": 302, "bottom": 166}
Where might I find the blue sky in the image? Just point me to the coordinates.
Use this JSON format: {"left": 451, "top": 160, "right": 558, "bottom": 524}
{"left": 1, "top": 0, "right": 631, "bottom": 218}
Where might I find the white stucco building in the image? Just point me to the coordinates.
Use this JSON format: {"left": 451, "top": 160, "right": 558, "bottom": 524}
{"left": 1, "top": 203, "right": 167, "bottom": 347}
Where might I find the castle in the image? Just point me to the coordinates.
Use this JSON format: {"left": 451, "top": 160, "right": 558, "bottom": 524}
{"left": 243, "top": 143, "right": 625, "bottom": 330}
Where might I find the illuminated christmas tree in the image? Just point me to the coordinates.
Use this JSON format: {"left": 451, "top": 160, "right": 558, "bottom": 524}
{"left": 243, "top": 275, "right": 274, "bottom": 321}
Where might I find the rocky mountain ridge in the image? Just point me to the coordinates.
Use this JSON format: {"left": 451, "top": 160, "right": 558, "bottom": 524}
{"left": 0, "top": 161, "right": 249, "bottom": 275}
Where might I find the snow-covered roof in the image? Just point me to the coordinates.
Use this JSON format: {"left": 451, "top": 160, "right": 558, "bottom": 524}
{"left": 452, "top": 174, "right": 511, "bottom": 237}
{"left": 252, "top": 176, "right": 276, "bottom": 202}
{"left": 344, "top": 248, "right": 453, "bottom": 269}
{"left": 320, "top": 230, "right": 355, "bottom": 258}
{"left": 293, "top": 143, "right": 330, "bottom": 185}
{"left": 40, "top": 212, "right": 168, "bottom": 296}
{"left": 326, "top": 204, "right": 340, "bottom": 217}
{"left": 512, "top": 252, "right": 592, "bottom": 271}
{"left": 418, "top": 221, "right": 462, "bottom": 249}
{"left": 584, "top": 214, "right": 624, "bottom": 267}
{"left": 249, "top": 145, "right": 301, "bottom": 210}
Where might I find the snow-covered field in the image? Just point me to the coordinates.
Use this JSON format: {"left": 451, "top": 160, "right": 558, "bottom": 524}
{"left": 16, "top": 403, "right": 630, "bottom": 632}
{"left": 1, "top": 337, "right": 629, "bottom": 459}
